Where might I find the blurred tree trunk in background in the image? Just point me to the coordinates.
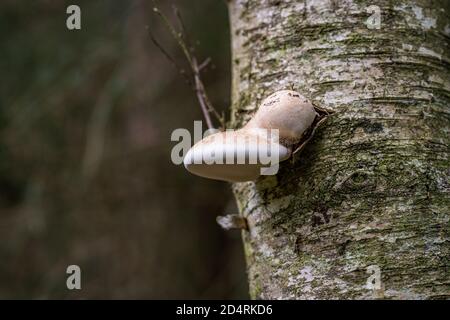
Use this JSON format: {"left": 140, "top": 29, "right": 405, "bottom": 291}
{"left": 0, "top": 0, "right": 246, "bottom": 299}
{"left": 228, "top": 0, "right": 449, "bottom": 299}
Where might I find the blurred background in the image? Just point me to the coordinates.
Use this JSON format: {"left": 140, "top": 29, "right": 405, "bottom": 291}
{"left": 0, "top": 0, "right": 248, "bottom": 299}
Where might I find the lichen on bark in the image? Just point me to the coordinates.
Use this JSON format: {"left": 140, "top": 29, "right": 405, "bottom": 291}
{"left": 228, "top": 0, "right": 449, "bottom": 299}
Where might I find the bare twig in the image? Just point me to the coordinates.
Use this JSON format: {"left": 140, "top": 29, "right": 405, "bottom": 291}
{"left": 150, "top": 2, "right": 225, "bottom": 130}
{"left": 198, "top": 57, "right": 211, "bottom": 71}
{"left": 147, "top": 27, "right": 193, "bottom": 86}
{"left": 171, "top": 4, "right": 193, "bottom": 52}
{"left": 192, "top": 56, "right": 224, "bottom": 130}
{"left": 192, "top": 57, "right": 214, "bottom": 129}
{"left": 152, "top": 6, "right": 194, "bottom": 68}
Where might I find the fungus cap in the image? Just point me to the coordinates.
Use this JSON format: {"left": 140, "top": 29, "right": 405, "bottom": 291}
{"left": 183, "top": 129, "right": 290, "bottom": 182}
{"left": 246, "top": 90, "right": 317, "bottom": 142}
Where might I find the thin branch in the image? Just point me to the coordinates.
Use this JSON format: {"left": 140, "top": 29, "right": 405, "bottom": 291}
{"left": 152, "top": 6, "right": 193, "bottom": 66}
{"left": 172, "top": 4, "right": 194, "bottom": 53}
{"left": 192, "top": 57, "right": 223, "bottom": 129}
{"left": 198, "top": 57, "right": 211, "bottom": 71}
{"left": 151, "top": 2, "right": 225, "bottom": 130}
{"left": 147, "top": 27, "right": 193, "bottom": 87}
{"left": 192, "top": 57, "right": 214, "bottom": 129}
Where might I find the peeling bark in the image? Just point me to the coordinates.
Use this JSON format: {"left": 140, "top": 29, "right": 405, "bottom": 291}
{"left": 228, "top": 0, "right": 449, "bottom": 299}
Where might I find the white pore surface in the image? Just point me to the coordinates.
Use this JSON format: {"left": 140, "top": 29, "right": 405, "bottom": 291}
{"left": 183, "top": 130, "right": 290, "bottom": 182}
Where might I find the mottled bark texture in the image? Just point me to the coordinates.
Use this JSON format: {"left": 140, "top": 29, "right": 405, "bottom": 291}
{"left": 228, "top": 0, "right": 449, "bottom": 299}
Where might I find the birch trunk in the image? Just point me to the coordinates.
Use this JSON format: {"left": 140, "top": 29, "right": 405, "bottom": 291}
{"left": 228, "top": 0, "right": 449, "bottom": 299}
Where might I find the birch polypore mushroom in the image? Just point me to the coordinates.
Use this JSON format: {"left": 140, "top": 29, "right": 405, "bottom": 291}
{"left": 183, "top": 128, "right": 291, "bottom": 182}
{"left": 183, "top": 90, "right": 317, "bottom": 182}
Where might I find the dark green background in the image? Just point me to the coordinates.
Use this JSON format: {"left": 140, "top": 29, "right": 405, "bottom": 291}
{"left": 0, "top": 0, "right": 247, "bottom": 299}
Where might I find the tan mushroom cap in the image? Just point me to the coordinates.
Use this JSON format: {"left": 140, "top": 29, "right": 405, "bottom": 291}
{"left": 245, "top": 90, "right": 317, "bottom": 142}
{"left": 183, "top": 128, "right": 291, "bottom": 182}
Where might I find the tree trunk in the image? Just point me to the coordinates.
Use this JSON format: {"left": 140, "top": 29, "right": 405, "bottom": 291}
{"left": 228, "top": 0, "right": 449, "bottom": 299}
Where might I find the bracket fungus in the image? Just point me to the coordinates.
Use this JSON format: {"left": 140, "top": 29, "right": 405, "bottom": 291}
{"left": 183, "top": 90, "right": 320, "bottom": 182}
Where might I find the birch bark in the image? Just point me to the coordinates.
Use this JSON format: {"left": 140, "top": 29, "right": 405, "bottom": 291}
{"left": 228, "top": 0, "right": 449, "bottom": 299}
